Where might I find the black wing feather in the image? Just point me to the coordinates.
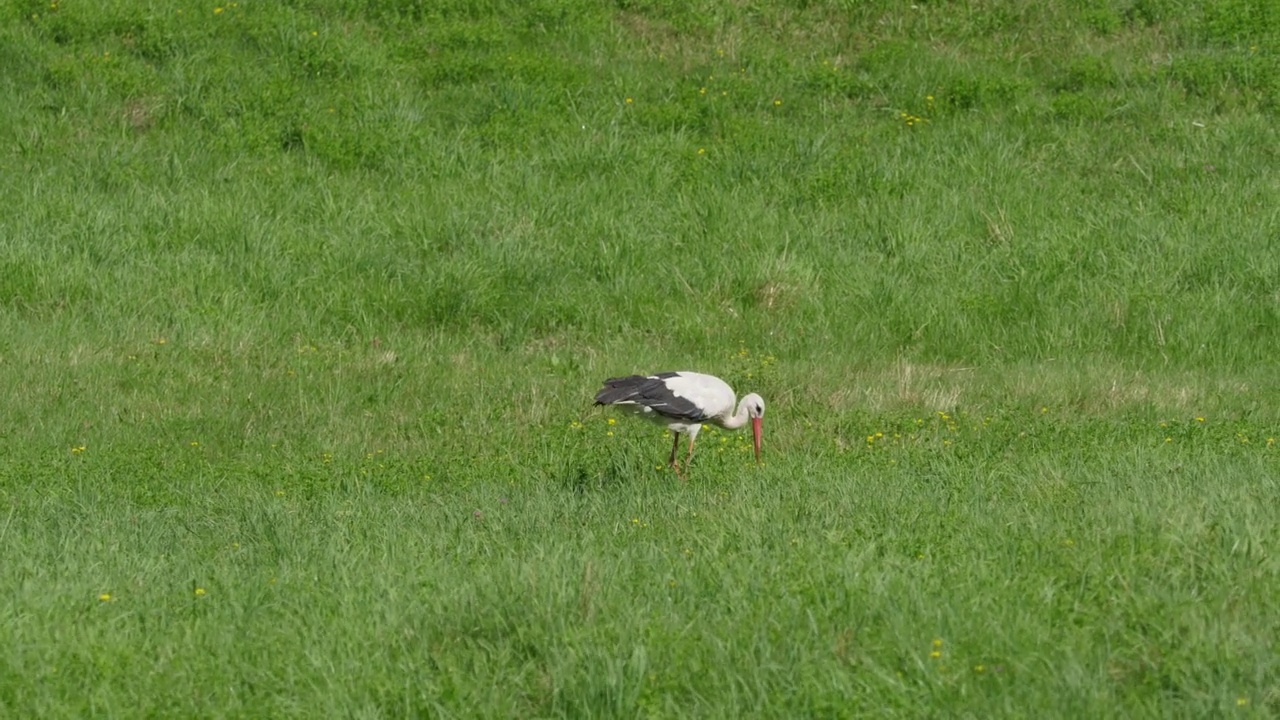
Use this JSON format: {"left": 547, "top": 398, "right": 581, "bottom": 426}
{"left": 594, "top": 373, "right": 708, "bottom": 422}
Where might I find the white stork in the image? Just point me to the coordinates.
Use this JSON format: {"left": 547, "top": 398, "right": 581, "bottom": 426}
{"left": 594, "top": 371, "right": 764, "bottom": 476}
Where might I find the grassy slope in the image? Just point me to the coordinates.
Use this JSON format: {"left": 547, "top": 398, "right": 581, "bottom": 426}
{"left": 0, "top": 0, "right": 1278, "bottom": 716}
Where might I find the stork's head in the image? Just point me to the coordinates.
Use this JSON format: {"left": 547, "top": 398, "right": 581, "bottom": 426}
{"left": 741, "top": 393, "right": 765, "bottom": 463}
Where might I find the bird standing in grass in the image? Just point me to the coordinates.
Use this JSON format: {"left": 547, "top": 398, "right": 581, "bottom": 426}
{"left": 594, "top": 371, "right": 764, "bottom": 477}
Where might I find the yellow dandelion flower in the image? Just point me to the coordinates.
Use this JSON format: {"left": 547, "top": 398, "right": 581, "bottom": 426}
{"left": 1237, "top": 697, "right": 1248, "bottom": 706}
{"left": 930, "top": 650, "right": 942, "bottom": 659}
{"left": 214, "top": 7, "right": 224, "bottom": 14}
{"left": 1196, "top": 416, "right": 1205, "bottom": 423}
{"left": 932, "top": 638, "right": 943, "bottom": 648}
{"left": 973, "top": 664, "right": 985, "bottom": 673}
{"left": 625, "top": 97, "right": 633, "bottom": 104}
{"left": 607, "top": 418, "right": 616, "bottom": 426}
{"left": 773, "top": 99, "right": 782, "bottom": 106}
{"left": 194, "top": 587, "right": 207, "bottom": 597}
{"left": 98, "top": 593, "right": 112, "bottom": 602}
{"left": 697, "top": 148, "right": 706, "bottom": 155}
{"left": 606, "top": 431, "right": 614, "bottom": 437}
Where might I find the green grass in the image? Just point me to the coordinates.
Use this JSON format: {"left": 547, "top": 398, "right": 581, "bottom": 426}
{"left": 1, "top": 0, "right": 1278, "bottom": 716}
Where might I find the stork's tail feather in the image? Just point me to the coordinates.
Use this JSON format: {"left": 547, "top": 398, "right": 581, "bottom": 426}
{"left": 594, "top": 375, "right": 649, "bottom": 405}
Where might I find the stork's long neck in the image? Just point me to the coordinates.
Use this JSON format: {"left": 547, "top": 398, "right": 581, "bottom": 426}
{"left": 720, "top": 397, "right": 751, "bottom": 430}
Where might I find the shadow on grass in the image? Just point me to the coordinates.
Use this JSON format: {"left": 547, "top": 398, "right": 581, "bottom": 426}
{"left": 560, "top": 453, "right": 653, "bottom": 495}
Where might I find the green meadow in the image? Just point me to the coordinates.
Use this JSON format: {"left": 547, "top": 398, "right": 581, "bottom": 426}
{"left": 1, "top": 0, "right": 1278, "bottom": 716}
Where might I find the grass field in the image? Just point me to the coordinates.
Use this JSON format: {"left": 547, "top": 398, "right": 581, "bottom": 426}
{"left": 1, "top": 0, "right": 1278, "bottom": 716}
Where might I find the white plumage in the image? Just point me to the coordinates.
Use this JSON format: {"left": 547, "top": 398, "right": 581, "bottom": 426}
{"left": 594, "top": 371, "right": 765, "bottom": 476}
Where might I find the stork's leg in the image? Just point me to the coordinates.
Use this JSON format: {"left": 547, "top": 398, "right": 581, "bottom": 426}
{"left": 668, "top": 431, "right": 681, "bottom": 468}
{"left": 685, "top": 434, "right": 698, "bottom": 471}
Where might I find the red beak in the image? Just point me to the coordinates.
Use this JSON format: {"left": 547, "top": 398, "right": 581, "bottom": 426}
{"left": 751, "top": 417, "right": 763, "bottom": 464}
